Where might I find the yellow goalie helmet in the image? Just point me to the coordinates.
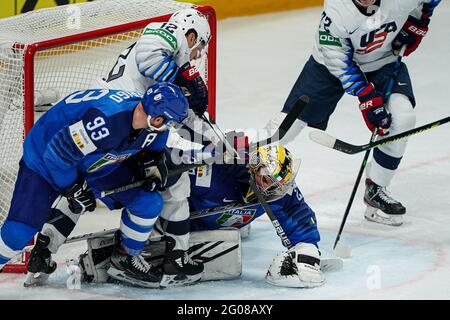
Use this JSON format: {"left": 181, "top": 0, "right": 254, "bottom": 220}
{"left": 248, "top": 146, "right": 299, "bottom": 197}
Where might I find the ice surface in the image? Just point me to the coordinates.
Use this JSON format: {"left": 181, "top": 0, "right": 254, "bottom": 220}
{"left": 0, "top": 2, "right": 449, "bottom": 299}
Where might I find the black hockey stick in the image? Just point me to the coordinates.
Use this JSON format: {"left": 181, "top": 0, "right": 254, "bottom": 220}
{"left": 99, "top": 96, "right": 309, "bottom": 197}
{"left": 63, "top": 202, "right": 256, "bottom": 244}
{"left": 249, "top": 95, "right": 309, "bottom": 150}
{"left": 333, "top": 50, "right": 405, "bottom": 253}
{"left": 310, "top": 115, "right": 450, "bottom": 155}
{"left": 249, "top": 177, "right": 292, "bottom": 249}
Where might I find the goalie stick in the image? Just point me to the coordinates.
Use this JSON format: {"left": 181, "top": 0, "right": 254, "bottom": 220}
{"left": 100, "top": 96, "right": 309, "bottom": 197}
{"left": 309, "top": 115, "right": 450, "bottom": 155}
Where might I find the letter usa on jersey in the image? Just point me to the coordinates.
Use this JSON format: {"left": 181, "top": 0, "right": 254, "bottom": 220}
{"left": 312, "top": 0, "right": 441, "bottom": 95}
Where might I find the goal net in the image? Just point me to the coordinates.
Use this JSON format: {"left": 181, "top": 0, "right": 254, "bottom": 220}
{"left": 0, "top": 0, "right": 216, "bottom": 272}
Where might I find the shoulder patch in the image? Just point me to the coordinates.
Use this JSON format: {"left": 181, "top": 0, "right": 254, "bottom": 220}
{"left": 143, "top": 27, "right": 178, "bottom": 51}
{"left": 68, "top": 120, "right": 98, "bottom": 156}
{"left": 319, "top": 30, "right": 342, "bottom": 47}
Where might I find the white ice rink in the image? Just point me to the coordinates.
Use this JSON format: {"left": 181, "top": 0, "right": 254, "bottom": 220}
{"left": 1, "top": 2, "right": 449, "bottom": 299}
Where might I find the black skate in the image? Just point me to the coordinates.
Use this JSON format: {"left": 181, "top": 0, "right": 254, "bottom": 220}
{"left": 24, "top": 233, "right": 57, "bottom": 287}
{"left": 107, "top": 247, "right": 162, "bottom": 288}
{"left": 364, "top": 179, "right": 405, "bottom": 226}
{"left": 160, "top": 237, "right": 204, "bottom": 288}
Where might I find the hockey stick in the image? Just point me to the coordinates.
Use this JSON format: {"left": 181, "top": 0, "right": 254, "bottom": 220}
{"left": 248, "top": 177, "right": 292, "bottom": 249}
{"left": 249, "top": 96, "right": 309, "bottom": 149}
{"left": 333, "top": 49, "right": 406, "bottom": 256}
{"left": 63, "top": 202, "right": 258, "bottom": 244}
{"left": 99, "top": 96, "right": 309, "bottom": 197}
{"left": 201, "top": 113, "right": 241, "bottom": 160}
{"left": 310, "top": 115, "right": 450, "bottom": 155}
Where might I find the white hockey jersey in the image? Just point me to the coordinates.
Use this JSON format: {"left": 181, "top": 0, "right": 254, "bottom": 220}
{"left": 97, "top": 21, "right": 191, "bottom": 94}
{"left": 96, "top": 21, "right": 219, "bottom": 153}
{"left": 312, "top": 0, "right": 441, "bottom": 96}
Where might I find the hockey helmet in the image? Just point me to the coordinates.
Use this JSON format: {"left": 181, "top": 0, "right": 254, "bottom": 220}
{"left": 169, "top": 8, "right": 211, "bottom": 55}
{"left": 142, "top": 82, "right": 188, "bottom": 131}
{"left": 248, "top": 146, "right": 300, "bottom": 197}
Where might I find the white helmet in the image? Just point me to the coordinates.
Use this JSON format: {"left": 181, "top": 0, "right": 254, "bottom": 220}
{"left": 169, "top": 8, "right": 211, "bottom": 49}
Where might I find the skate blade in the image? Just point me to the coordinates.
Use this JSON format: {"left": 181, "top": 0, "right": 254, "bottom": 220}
{"left": 106, "top": 267, "right": 161, "bottom": 289}
{"left": 159, "top": 273, "right": 202, "bottom": 288}
{"left": 24, "top": 272, "right": 50, "bottom": 287}
{"left": 364, "top": 206, "right": 403, "bottom": 226}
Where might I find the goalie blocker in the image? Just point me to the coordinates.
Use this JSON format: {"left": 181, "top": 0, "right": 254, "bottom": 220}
{"left": 75, "top": 229, "right": 242, "bottom": 284}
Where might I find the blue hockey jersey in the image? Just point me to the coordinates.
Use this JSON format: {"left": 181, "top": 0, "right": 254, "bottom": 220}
{"left": 188, "top": 164, "right": 320, "bottom": 247}
{"left": 23, "top": 89, "right": 169, "bottom": 190}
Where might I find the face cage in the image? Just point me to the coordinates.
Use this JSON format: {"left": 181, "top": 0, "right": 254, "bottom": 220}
{"left": 254, "top": 166, "right": 289, "bottom": 197}
{"left": 146, "top": 115, "right": 184, "bottom": 132}
{"left": 190, "top": 40, "right": 208, "bottom": 60}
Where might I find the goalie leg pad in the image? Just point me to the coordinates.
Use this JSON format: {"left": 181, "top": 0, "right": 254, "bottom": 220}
{"left": 78, "top": 229, "right": 242, "bottom": 283}
{"left": 188, "top": 229, "right": 242, "bottom": 281}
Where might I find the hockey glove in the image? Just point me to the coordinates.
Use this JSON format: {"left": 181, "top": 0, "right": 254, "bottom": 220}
{"left": 392, "top": 15, "right": 429, "bottom": 57}
{"left": 358, "top": 83, "right": 392, "bottom": 136}
{"left": 141, "top": 152, "right": 169, "bottom": 192}
{"left": 62, "top": 178, "right": 96, "bottom": 214}
{"left": 175, "top": 62, "right": 208, "bottom": 116}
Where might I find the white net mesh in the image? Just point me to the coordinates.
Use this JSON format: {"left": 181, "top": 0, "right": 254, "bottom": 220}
{"left": 0, "top": 0, "right": 214, "bottom": 224}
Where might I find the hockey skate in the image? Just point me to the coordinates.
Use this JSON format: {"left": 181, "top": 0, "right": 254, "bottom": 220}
{"left": 363, "top": 179, "right": 405, "bottom": 226}
{"left": 24, "top": 233, "right": 57, "bottom": 287}
{"left": 160, "top": 236, "right": 204, "bottom": 288}
{"left": 107, "top": 232, "right": 162, "bottom": 288}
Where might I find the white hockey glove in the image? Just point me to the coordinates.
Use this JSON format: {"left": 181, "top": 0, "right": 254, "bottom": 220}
{"left": 265, "top": 242, "right": 325, "bottom": 288}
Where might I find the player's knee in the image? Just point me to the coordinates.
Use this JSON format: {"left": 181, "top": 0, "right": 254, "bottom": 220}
{"left": 389, "top": 94, "right": 416, "bottom": 132}
{"left": 0, "top": 220, "right": 36, "bottom": 262}
{"left": 126, "top": 191, "right": 163, "bottom": 219}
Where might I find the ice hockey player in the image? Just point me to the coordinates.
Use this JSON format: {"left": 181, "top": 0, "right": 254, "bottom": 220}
{"left": 23, "top": 8, "right": 215, "bottom": 288}
{"left": 27, "top": 145, "right": 325, "bottom": 288}
{"left": 96, "top": 7, "right": 219, "bottom": 282}
{"left": 98, "top": 8, "right": 211, "bottom": 116}
{"left": 263, "top": 0, "right": 441, "bottom": 226}
{"left": 0, "top": 82, "right": 189, "bottom": 288}
{"left": 186, "top": 145, "right": 324, "bottom": 288}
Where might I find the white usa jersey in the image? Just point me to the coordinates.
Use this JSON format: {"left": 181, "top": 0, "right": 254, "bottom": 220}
{"left": 95, "top": 21, "right": 220, "bottom": 154}
{"left": 312, "top": 0, "right": 441, "bottom": 96}
{"left": 96, "top": 21, "right": 191, "bottom": 95}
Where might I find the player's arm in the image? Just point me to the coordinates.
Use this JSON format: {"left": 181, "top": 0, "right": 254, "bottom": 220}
{"left": 135, "top": 22, "right": 183, "bottom": 82}
{"left": 43, "top": 108, "right": 120, "bottom": 213}
{"left": 318, "top": 11, "right": 391, "bottom": 135}
{"left": 393, "top": 0, "right": 442, "bottom": 56}
{"left": 269, "top": 186, "right": 320, "bottom": 245}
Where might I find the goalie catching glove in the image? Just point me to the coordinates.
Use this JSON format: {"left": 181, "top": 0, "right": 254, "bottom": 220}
{"left": 174, "top": 62, "right": 208, "bottom": 116}
{"left": 265, "top": 242, "right": 325, "bottom": 288}
{"left": 62, "top": 178, "right": 96, "bottom": 214}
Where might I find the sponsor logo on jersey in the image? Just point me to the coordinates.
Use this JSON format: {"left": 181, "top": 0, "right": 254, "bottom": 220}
{"left": 357, "top": 22, "right": 397, "bottom": 55}
{"left": 216, "top": 208, "right": 256, "bottom": 227}
{"left": 143, "top": 28, "right": 178, "bottom": 51}
{"left": 87, "top": 153, "right": 133, "bottom": 173}
{"left": 319, "top": 31, "right": 342, "bottom": 47}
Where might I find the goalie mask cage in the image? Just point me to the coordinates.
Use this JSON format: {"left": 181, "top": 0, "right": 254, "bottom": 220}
{"left": 0, "top": 0, "right": 216, "bottom": 273}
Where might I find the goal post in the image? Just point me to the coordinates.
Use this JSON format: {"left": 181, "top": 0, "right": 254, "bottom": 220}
{"left": 0, "top": 0, "right": 217, "bottom": 273}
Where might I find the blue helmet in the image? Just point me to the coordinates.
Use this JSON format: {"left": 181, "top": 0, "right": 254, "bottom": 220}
{"left": 142, "top": 82, "right": 189, "bottom": 127}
